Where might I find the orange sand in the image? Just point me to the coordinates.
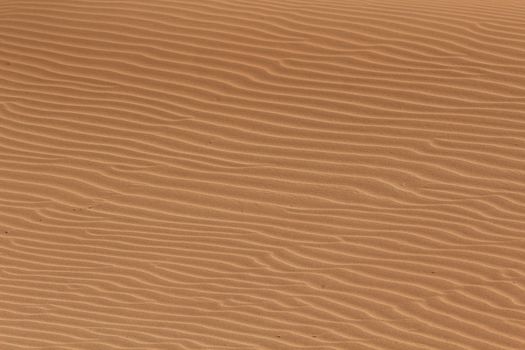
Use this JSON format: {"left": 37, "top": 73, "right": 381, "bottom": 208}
{"left": 0, "top": 0, "right": 524, "bottom": 349}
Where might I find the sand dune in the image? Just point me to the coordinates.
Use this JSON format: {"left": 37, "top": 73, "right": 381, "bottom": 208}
{"left": 1, "top": 0, "right": 524, "bottom": 349}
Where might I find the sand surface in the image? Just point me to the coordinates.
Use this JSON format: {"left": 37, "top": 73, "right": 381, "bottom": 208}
{"left": 1, "top": 0, "right": 525, "bottom": 349}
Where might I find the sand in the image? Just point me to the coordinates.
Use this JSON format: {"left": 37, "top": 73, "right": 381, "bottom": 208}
{"left": 0, "top": 0, "right": 524, "bottom": 349}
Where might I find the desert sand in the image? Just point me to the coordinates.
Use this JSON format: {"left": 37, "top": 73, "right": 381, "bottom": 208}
{"left": 0, "top": 0, "right": 524, "bottom": 349}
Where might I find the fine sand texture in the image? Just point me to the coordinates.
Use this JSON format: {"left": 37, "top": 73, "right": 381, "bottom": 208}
{"left": 1, "top": 0, "right": 525, "bottom": 349}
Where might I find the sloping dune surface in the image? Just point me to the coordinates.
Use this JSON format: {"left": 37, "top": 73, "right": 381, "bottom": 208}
{"left": 1, "top": 0, "right": 525, "bottom": 349}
